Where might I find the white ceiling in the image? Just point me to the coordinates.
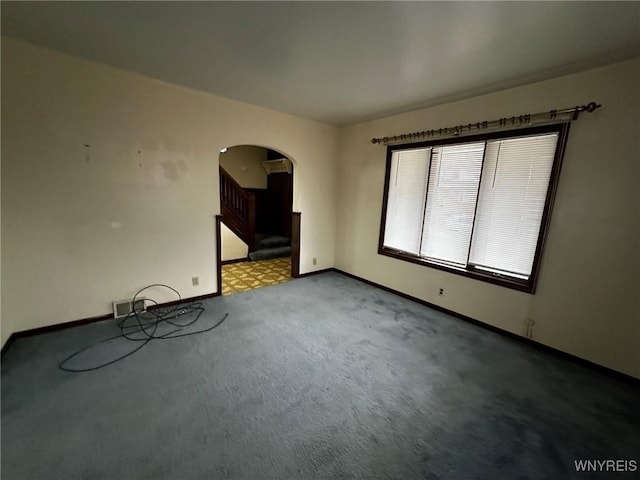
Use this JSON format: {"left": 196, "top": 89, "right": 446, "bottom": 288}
{"left": 2, "top": 1, "right": 639, "bottom": 126}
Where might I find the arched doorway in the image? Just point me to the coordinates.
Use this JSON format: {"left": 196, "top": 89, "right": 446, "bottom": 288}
{"left": 215, "top": 145, "right": 299, "bottom": 295}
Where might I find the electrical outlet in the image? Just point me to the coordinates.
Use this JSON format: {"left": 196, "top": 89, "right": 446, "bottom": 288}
{"left": 312, "top": 257, "right": 317, "bottom": 265}
{"left": 438, "top": 288, "right": 444, "bottom": 296}
{"left": 192, "top": 276, "right": 199, "bottom": 286}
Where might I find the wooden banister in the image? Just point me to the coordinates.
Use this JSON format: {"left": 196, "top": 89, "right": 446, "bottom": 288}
{"left": 219, "top": 166, "right": 256, "bottom": 251}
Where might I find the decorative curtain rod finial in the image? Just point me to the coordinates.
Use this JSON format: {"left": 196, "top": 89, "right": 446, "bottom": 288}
{"left": 585, "top": 102, "right": 601, "bottom": 113}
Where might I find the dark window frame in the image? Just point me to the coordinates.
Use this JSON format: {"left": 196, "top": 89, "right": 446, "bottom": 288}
{"left": 378, "top": 123, "right": 571, "bottom": 294}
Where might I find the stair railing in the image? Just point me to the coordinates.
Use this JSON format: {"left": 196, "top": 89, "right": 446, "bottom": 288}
{"left": 219, "top": 166, "right": 256, "bottom": 252}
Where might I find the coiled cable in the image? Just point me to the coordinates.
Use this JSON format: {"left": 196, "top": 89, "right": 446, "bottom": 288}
{"left": 59, "top": 284, "right": 228, "bottom": 372}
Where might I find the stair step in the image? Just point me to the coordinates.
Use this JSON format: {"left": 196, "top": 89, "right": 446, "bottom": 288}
{"left": 255, "top": 235, "right": 290, "bottom": 250}
{"left": 248, "top": 246, "right": 291, "bottom": 261}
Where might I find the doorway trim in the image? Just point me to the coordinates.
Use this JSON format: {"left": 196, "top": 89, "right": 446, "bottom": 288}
{"left": 215, "top": 215, "right": 223, "bottom": 296}
{"left": 291, "top": 212, "right": 301, "bottom": 279}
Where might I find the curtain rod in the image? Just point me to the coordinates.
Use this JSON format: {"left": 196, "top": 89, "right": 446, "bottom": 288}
{"left": 370, "top": 102, "right": 601, "bottom": 145}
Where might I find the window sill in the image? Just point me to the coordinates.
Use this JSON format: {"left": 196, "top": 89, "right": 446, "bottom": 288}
{"left": 378, "top": 247, "right": 536, "bottom": 294}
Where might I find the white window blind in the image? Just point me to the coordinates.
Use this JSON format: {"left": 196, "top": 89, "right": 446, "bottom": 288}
{"left": 420, "top": 142, "right": 485, "bottom": 265}
{"left": 469, "top": 134, "right": 558, "bottom": 277}
{"left": 383, "top": 148, "right": 431, "bottom": 255}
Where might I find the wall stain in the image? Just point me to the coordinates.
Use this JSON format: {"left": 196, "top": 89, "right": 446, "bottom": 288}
{"left": 160, "top": 160, "right": 180, "bottom": 180}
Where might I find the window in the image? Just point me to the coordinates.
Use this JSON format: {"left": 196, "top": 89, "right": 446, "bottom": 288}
{"left": 379, "top": 124, "right": 569, "bottom": 293}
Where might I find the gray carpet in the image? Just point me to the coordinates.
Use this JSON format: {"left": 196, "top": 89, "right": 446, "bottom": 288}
{"left": 2, "top": 272, "right": 638, "bottom": 479}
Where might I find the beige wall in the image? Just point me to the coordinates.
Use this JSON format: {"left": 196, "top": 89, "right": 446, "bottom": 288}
{"left": 221, "top": 224, "right": 248, "bottom": 262}
{"left": 0, "top": 125, "right": 2, "bottom": 346}
{"left": 219, "top": 145, "right": 267, "bottom": 189}
{"left": 335, "top": 58, "right": 640, "bottom": 378}
{"left": 2, "top": 36, "right": 637, "bottom": 379}
{"left": 1, "top": 37, "right": 337, "bottom": 343}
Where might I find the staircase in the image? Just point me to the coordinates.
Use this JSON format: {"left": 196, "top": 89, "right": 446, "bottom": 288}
{"left": 249, "top": 234, "right": 291, "bottom": 261}
{"left": 220, "top": 166, "right": 256, "bottom": 252}
{"left": 220, "top": 166, "right": 292, "bottom": 261}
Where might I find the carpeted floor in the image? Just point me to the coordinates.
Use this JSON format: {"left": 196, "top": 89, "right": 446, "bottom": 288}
{"left": 2, "top": 272, "right": 638, "bottom": 479}
{"left": 222, "top": 257, "right": 292, "bottom": 295}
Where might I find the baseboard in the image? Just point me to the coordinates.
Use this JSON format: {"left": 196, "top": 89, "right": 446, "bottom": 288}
{"left": 148, "top": 292, "right": 220, "bottom": 310}
{"left": 332, "top": 268, "right": 639, "bottom": 385}
{"left": 4, "top": 270, "right": 637, "bottom": 385}
{"left": 0, "top": 291, "right": 221, "bottom": 358}
{"left": 221, "top": 257, "right": 249, "bottom": 266}
{"left": 1, "top": 334, "right": 18, "bottom": 359}
{"left": 296, "top": 267, "right": 335, "bottom": 278}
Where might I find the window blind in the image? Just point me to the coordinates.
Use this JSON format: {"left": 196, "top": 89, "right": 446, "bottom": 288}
{"left": 469, "top": 134, "right": 558, "bottom": 277}
{"left": 383, "top": 148, "right": 430, "bottom": 255}
{"left": 378, "top": 123, "right": 568, "bottom": 292}
{"left": 420, "top": 142, "right": 485, "bottom": 265}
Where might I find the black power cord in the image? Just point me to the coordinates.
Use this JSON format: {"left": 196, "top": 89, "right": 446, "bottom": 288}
{"left": 59, "top": 284, "right": 228, "bottom": 372}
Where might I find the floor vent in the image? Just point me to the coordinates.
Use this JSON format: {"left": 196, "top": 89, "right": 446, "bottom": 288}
{"left": 112, "top": 298, "right": 146, "bottom": 319}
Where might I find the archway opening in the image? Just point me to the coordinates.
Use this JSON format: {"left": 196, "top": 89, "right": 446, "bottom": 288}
{"left": 217, "top": 145, "right": 297, "bottom": 295}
